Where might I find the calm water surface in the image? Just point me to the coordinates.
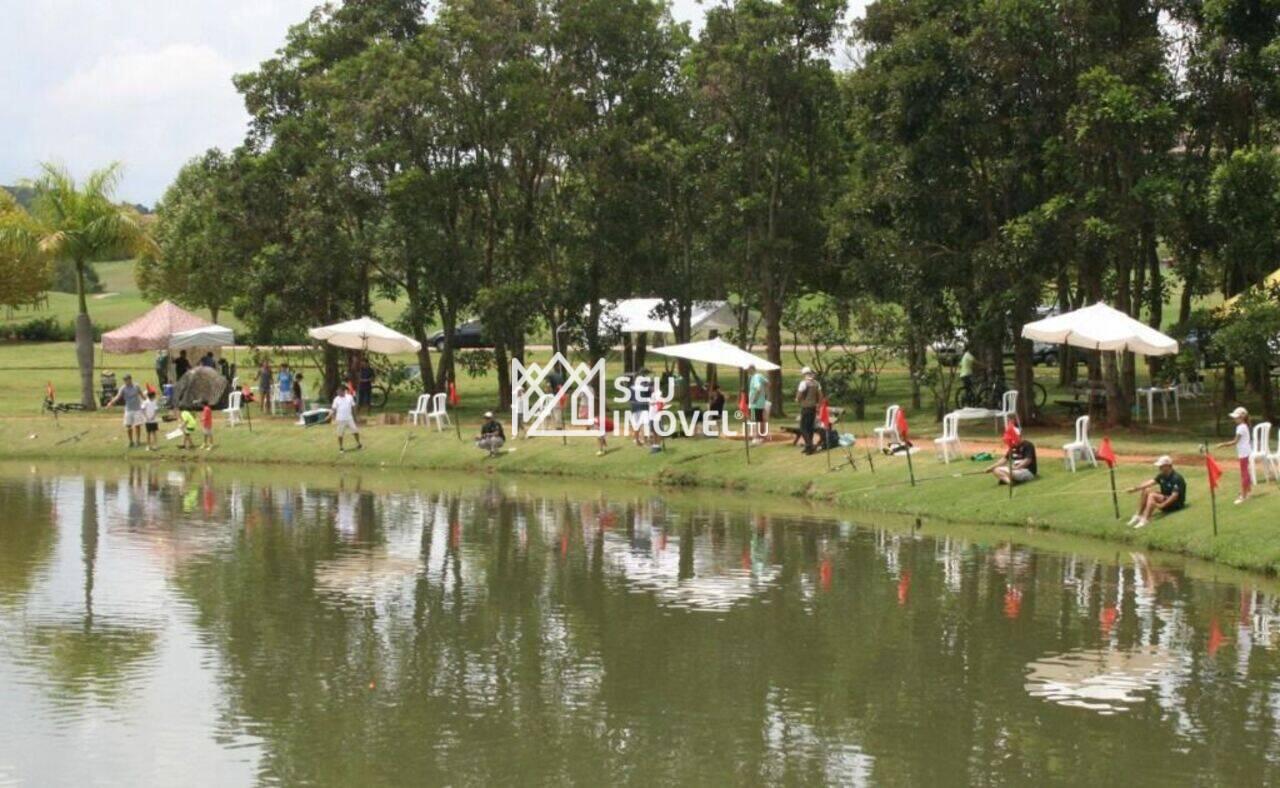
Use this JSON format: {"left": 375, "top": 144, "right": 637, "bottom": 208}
{"left": 1, "top": 463, "right": 1279, "bottom": 786}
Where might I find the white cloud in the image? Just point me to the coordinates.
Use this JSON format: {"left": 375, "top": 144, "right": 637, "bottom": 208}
{"left": 51, "top": 44, "right": 235, "bottom": 109}
{"left": 0, "top": 0, "right": 864, "bottom": 205}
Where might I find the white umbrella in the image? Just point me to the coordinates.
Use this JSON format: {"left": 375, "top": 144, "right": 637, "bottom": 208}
{"left": 1021, "top": 302, "right": 1177, "bottom": 356}
{"left": 308, "top": 317, "right": 422, "bottom": 354}
{"left": 649, "top": 337, "right": 780, "bottom": 371}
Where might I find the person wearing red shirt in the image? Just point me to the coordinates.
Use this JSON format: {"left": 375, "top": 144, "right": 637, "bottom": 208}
{"left": 200, "top": 400, "right": 215, "bottom": 451}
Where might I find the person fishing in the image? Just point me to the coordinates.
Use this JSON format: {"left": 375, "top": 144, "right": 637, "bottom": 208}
{"left": 1125, "top": 455, "right": 1185, "bottom": 529}
{"left": 987, "top": 427, "right": 1037, "bottom": 486}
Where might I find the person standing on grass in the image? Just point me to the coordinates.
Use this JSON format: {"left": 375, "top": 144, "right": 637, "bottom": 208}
{"left": 358, "top": 358, "right": 375, "bottom": 415}
{"left": 200, "top": 400, "right": 215, "bottom": 451}
{"left": 142, "top": 389, "right": 160, "bottom": 451}
{"left": 155, "top": 350, "right": 169, "bottom": 387}
{"left": 1216, "top": 406, "right": 1253, "bottom": 504}
{"left": 257, "top": 360, "right": 273, "bottom": 414}
{"left": 174, "top": 350, "right": 191, "bottom": 381}
{"left": 747, "top": 364, "right": 768, "bottom": 445}
{"left": 293, "top": 372, "right": 306, "bottom": 414}
{"left": 278, "top": 363, "right": 294, "bottom": 411}
{"left": 179, "top": 407, "right": 198, "bottom": 450}
{"left": 795, "top": 367, "right": 823, "bottom": 456}
{"left": 630, "top": 370, "right": 652, "bottom": 447}
{"left": 1126, "top": 455, "right": 1185, "bottom": 529}
{"left": 331, "top": 386, "right": 363, "bottom": 453}
{"left": 105, "top": 373, "right": 145, "bottom": 448}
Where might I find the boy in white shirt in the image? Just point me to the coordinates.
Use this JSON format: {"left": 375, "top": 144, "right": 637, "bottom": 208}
{"left": 330, "top": 387, "right": 363, "bottom": 453}
{"left": 142, "top": 390, "right": 160, "bottom": 451}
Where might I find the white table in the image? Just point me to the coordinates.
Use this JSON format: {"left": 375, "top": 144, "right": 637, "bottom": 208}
{"left": 1136, "top": 386, "right": 1180, "bottom": 424}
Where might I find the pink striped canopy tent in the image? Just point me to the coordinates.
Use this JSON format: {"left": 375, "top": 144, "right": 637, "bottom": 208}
{"left": 101, "top": 301, "right": 212, "bottom": 354}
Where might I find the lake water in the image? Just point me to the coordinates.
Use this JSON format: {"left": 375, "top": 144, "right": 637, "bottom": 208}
{"left": 1, "top": 462, "right": 1279, "bottom": 786}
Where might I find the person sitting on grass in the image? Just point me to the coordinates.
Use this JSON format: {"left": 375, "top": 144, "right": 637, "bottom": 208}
{"left": 200, "top": 400, "right": 215, "bottom": 451}
{"left": 142, "top": 390, "right": 160, "bottom": 451}
{"left": 987, "top": 431, "right": 1038, "bottom": 485}
{"left": 476, "top": 411, "right": 506, "bottom": 457}
{"left": 1126, "top": 455, "right": 1185, "bottom": 529}
{"left": 179, "top": 407, "right": 198, "bottom": 450}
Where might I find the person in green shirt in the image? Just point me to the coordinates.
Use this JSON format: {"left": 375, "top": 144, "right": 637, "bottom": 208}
{"left": 179, "top": 408, "right": 198, "bottom": 450}
{"left": 1126, "top": 455, "right": 1186, "bottom": 529}
{"left": 747, "top": 365, "right": 768, "bottom": 444}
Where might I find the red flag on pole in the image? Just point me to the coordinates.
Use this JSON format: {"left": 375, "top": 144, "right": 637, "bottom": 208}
{"left": 895, "top": 408, "right": 909, "bottom": 443}
{"left": 448, "top": 380, "right": 460, "bottom": 407}
{"left": 1097, "top": 437, "right": 1117, "bottom": 468}
{"left": 1206, "top": 452, "right": 1224, "bottom": 491}
{"left": 819, "top": 398, "right": 831, "bottom": 430}
{"left": 1001, "top": 420, "right": 1020, "bottom": 449}
{"left": 738, "top": 390, "right": 749, "bottom": 417}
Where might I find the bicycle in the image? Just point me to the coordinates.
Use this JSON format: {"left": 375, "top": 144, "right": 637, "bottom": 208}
{"left": 954, "top": 374, "right": 1046, "bottom": 412}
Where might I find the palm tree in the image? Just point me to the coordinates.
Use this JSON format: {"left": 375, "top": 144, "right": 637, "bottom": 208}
{"left": 0, "top": 163, "right": 157, "bottom": 408}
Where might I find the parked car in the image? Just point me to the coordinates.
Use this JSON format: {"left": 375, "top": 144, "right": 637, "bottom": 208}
{"left": 1030, "top": 342, "right": 1059, "bottom": 366}
{"left": 430, "top": 321, "right": 490, "bottom": 352}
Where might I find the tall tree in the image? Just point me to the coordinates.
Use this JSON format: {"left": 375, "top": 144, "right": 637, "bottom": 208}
{"left": 0, "top": 163, "right": 155, "bottom": 408}
{"left": 691, "top": 0, "right": 845, "bottom": 415}
{"left": 141, "top": 149, "right": 249, "bottom": 323}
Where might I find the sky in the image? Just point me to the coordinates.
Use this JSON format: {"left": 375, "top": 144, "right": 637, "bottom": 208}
{"left": 0, "top": 1, "right": 863, "bottom": 207}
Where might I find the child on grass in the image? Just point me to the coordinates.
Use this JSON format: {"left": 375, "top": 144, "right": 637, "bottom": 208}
{"left": 201, "top": 400, "right": 215, "bottom": 451}
{"left": 1216, "top": 406, "right": 1252, "bottom": 504}
{"left": 180, "top": 407, "right": 198, "bottom": 450}
{"left": 142, "top": 390, "right": 159, "bottom": 451}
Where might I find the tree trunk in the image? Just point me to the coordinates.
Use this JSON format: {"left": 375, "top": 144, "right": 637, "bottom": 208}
{"left": 1014, "top": 337, "right": 1035, "bottom": 424}
{"left": 323, "top": 345, "right": 340, "bottom": 400}
{"left": 763, "top": 292, "right": 784, "bottom": 418}
{"left": 634, "top": 332, "right": 647, "bottom": 372}
{"left": 74, "top": 259, "right": 96, "bottom": 410}
{"left": 495, "top": 340, "right": 511, "bottom": 411}
{"left": 1104, "top": 351, "right": 1129, "bottom": 426}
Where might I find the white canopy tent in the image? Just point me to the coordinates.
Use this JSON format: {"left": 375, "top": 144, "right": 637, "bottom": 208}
{"left": 598, "top": 299, "right": 740, "bottom": 335}
{"left": 649, "top": 338, "right": 779, "bottom": 371}
{"left": 308, "top": 316, "right": 422, "bottom": 354}
{"left": 1021, "top": 302, "right": 1178, "bottom": 357}
{"left": 169, "top": 324, "right": 235, "bottom": 351}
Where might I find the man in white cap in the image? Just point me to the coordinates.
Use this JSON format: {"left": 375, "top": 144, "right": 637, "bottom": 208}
{"left": 476, "top": 411, "right": 506, "bottom": 457}
{"left": 795, "top": 366, "right": 823, "bottom": 455}
{"left": 1125, "top": 455, "right": 1186, "bottom": 528}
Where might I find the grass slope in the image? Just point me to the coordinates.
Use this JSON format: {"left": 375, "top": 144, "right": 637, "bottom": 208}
{"left": 2, "top": 398, "right": 1276, "bottom": 575}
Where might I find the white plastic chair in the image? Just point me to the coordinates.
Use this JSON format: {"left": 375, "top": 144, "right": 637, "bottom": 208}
{"left": 426, "top": 392, "right": 451, "bottom": 431}
{"left": 223, "top": 390, "right": 243, "bottom": 427}
{"left": 933, "top": 412, "right": 961, "bottom": 463}
{"left": 874, "top": 404, "right": 901, "bottom": 451}
{"left": 1250, "top": 422, "right": 1274, "bottom": 485}
{"left": 998, "top": 390, "right": 1018, "bottom": 429}
{"left": 1062, "top": 415, "right": 1097, "bottom": 472}
{"left": 408, "top": 393, "right": 431, "bottom": 426}
{"left": 1269, "top": 430, "right": 1280, "bottom": 481}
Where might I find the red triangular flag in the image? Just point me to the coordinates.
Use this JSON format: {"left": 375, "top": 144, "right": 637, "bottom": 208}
{"left": 738, "top": 390, "right": 749, "bottom": 416}
{"left": 895, "top": 408, "right": 909, "bottom": 443}
{"left": 46, "top": 381, "right": 54, "bottom": 400}
{"left": 448, "top": 380, "right": 459, "bottom": 407}
{"left": 1002, "top": 420, "right": 1021, "bottom": 449}
{"left": 1206, "top": 452, "right": 1223, "bottom": 492}
{"left": 1097, "top": 437, "right": 1116, "bottom": 468}
{"left": 819, "top": 398, "right": 831, "bottom": 430}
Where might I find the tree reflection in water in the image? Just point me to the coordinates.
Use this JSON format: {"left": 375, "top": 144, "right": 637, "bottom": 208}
{"left": 5, "top": 468, "right": 1280, "bottom": 784}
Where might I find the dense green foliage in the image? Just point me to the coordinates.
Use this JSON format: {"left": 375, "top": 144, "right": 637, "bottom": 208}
{"left": 132, "top": 0, "right": 1280, "bottom": 417}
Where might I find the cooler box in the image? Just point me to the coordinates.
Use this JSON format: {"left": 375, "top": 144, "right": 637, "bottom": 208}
{"left": 299, "top": 409, "right": 331, "bottom": 427}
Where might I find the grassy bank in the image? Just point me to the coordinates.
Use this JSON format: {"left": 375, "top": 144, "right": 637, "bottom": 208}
{"left": 3, "top": 405, "right": 1278, "bottom": 576}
